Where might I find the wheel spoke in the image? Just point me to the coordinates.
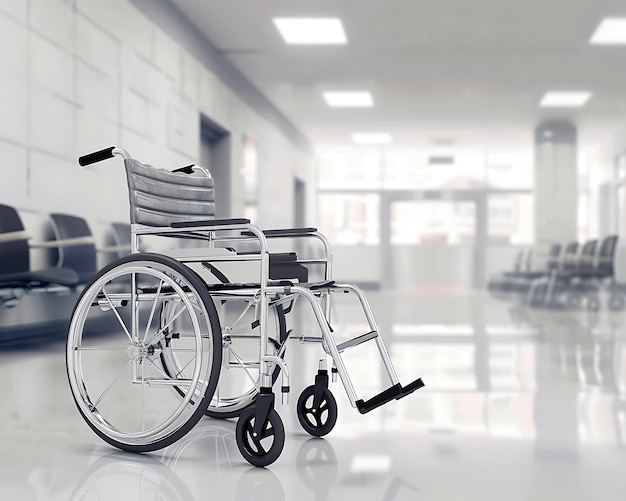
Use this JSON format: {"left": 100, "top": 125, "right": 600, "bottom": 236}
{"left": 141, "top": 360, "right": 145, "bottom": 432}
{"left": 254, "top": 440, "right": 267, "bottom": 455}
{"left": 92, "top": 359, "right": 133, "bottom": 408}
{"left": 245, "top": 421, "right": 255, "bottom": 436}
{"left": 314, "top": 414, "right": 323, "bottom": 428}
{"left": 145, "top": 306, "right": 187, "bottom": 346}
{"left": 228, "top": 346, "right": 259, "bottom": 387}
{"left": 260, "top": 425, "right": 275, "bottom": 440}
{"left": 102, "top": 286, "right": 133, "bottom": 343}
{"left": 173, "top": 353, "right": 196, "bottom": 378}
{"left": 74, "top": 347, "right": 128, "bottom": 351}
{"left": 145, "top": 356, "right": 173, "bottom": 379}
{"left": 229, "top": 301, "right": 255, "bottom": 331}
{"left": 143, "top": 280, "right": 163, "bottom": 342}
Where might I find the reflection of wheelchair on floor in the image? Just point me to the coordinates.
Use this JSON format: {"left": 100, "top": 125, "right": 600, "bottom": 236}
{"left": 66, "top": 147, "right": 424, "bottom": 467}
{"left": 68, "top": 452, "right": 194, "bottom": 501}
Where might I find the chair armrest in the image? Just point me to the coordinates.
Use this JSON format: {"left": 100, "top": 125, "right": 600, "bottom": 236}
{"left": 30, "top": 236, "right": 95, "bottom": 248}
{"left": 97, "top": 245, "right": 132, "bottom": 253}
{"left": 171, "top": 218, "right": 250, "bottom": 228}
{"left": 241, "top": 227, "right": 318, "bottom": 237}
{"left": 0, "top": 230, "right": 31, "bottom": 243}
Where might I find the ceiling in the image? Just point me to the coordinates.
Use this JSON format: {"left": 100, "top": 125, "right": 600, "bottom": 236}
{"left": 169, "top": 0, "right": 626, "bottom": 151}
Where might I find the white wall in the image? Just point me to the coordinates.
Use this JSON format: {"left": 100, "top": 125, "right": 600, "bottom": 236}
{"left": 0, "top": 0, "right": 314, "bottom": 231}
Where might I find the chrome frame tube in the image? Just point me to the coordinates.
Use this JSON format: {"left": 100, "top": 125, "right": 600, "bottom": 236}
{"left": 265, "top": 285, "right": 359, "bottom": 406}
{"left": 334, "top": 283, "right": 400, "bottom": 385}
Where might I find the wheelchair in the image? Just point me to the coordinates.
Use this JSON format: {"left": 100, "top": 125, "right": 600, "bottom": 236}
{"left": 66, "top": 147, "right": 424, "bottom": 467}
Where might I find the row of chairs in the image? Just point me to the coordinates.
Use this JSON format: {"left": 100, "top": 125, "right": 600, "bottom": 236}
{"left": 488, "top": 235, "right": 621, "bottom": 310}
{"left": 0, "top": 203, "right": 131, "bottom": 308}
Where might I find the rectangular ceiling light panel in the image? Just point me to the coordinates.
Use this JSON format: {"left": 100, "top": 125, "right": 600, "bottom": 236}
{"left": 590, "top": 18, "right": 626, "bottom": 44}
{"left": 323, "top": 91, "right": 373, "bottom": 107}
{"left": 352, "top": 133, "right": 392, "bottom": 144}
{"left": 273, "top": 18, "right": 347, "bottom": 44}
{"left": 540, "top": 91, "right": 592, "bottom": 108}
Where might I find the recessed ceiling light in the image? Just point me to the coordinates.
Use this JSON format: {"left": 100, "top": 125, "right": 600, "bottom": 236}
{"left": 540, "top": 91, "right": 592, "bottom": 108}
{"left": 273, "top": 18, "right": 347, "bottom": 45}
{"left": 590, "top": 18, "right": 626, "bottom": 44}
{"left": 352, "top": 133, "right": 392, "bottom": 144}
{"left": 323, "top": 91, "right": 373, "bottom": 107}
{"left": 432, "top": 138, "right": 456, "bottom": 146}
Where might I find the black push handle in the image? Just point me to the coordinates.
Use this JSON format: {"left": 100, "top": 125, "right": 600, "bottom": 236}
{"left": 78, "top": 146, "right": 116, "bottom": 167}
{"left": 172, "top": 165, "right": 195, "bottom": 174}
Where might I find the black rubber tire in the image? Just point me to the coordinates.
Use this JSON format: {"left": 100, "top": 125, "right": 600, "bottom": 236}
{"left": 66, "top": 253, "right": 222, "bottom": 453}
{"left": 236, "top": 407, "right": 285, "bottom": 467}
{"left": 296, "top": 386, "right": 338, "bottom": 437}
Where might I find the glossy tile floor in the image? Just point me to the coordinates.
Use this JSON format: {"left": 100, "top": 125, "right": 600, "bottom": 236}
{"left": 2, "top": 289, "right": 626, "bottom": 500}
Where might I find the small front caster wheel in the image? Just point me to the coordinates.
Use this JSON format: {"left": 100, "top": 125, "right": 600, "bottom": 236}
{"left": 297, "top": 386, "right": 338, "bottom": 437}
{"left": 236, "top": 406, "right": 285, "bottom": 467}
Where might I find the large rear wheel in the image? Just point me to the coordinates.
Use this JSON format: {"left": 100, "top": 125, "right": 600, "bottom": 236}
{"left": 66, "top": 253, "right": 221, "bottom": 452}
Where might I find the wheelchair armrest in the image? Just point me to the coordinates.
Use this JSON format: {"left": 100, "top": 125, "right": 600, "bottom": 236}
{"left": 171, "top": 218, "right": 250, "bottom": 228}
{"left": 241, "top": 227, "right": 318, "bottom": 237}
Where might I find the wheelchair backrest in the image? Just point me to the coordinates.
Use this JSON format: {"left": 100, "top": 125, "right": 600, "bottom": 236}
{"left": 124, "top": 159, "right": 215, "bottom": 227}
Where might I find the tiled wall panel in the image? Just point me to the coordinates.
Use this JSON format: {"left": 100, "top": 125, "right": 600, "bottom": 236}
{"left": 29, "top": 0, "right": 73, "bottom": 51}
{"left": 0, "top": 142, "right": 28, "bottom": 205}
{"left": 75, "top": 15, "right": 119, "bottom": 76}
{"left": 30, "top": 33, "right": 74, "bottom": 100}
{"left": 0, "top": 74, "right": 28, "bottom": 145}
{"left": 0, "top": 0, "right": 310, "bottom": 231}
{"left": 0, "top": 0, "right": 27, "bottom": 23}
{"left": 30, "top": 89, "right": 75, "bottom": 159}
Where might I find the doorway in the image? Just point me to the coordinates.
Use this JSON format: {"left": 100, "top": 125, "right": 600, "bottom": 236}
{"left": 294, "top": 178, "right": 305, "bottom": 228}
{"left": 199, "top": 115, "right": 231, "bottom": 218}
{"left": 380, "top": 190, "right": 487, "bottom": 291}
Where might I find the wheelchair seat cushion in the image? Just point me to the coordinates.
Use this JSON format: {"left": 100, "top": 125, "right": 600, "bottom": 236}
{"left": 238, "top": 252, "right": 309, "bottom": 283}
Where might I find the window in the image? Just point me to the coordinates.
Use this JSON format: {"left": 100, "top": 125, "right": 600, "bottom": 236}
{"left": 488, "top": 194, "right": 534, "bottom": 244}
{"left": 391, "top": 201, "right": 476, "bottom": 245}
{"left": 318, "top": 193, "right": 379, "bottom": 244}
{"left": 242, "top": 135, "right": 258, "bottom": 222}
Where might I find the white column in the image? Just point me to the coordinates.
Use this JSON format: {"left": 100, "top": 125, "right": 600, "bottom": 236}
{"left": 534, "top": 120, "right": 578, "bottom": 269}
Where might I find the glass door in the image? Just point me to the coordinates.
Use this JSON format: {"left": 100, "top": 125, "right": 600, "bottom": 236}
{"left": 381, "top": 191, "right": 487, "bottom": 292}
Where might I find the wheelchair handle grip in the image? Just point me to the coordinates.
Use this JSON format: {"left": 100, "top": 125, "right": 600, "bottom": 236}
{"left": 78, "top": 146, "right": 116, "bottom": 167}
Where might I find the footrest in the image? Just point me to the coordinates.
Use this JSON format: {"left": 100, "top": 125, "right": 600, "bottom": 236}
{"left": 355, "top": 378, "right": 425, "bottom": 415}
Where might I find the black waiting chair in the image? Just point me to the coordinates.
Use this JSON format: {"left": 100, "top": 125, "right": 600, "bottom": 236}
{"left": 0, "top": 204, "right": 78, "bottom": 306}
{"left": 525, "top": 241, "right": 578, "bottom": 306}
{"left": 48, "top": 213, "right": 98, "bottom": 284}
{"left": 111, "top": 222, "right": 132, "bottom": 259}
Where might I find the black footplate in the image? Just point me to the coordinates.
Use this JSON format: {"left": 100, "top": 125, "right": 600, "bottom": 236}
{"left": 355, "top": 378, "right": 425, "bottom": 414}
